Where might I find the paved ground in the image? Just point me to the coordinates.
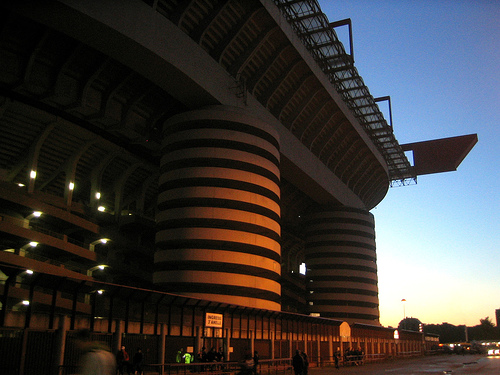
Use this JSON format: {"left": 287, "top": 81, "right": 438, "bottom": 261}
{"left": 309, "top": 354, "right": 500, "bottom": 374}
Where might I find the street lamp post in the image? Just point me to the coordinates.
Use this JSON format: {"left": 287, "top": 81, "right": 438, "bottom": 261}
{"left": 401, "top": 299, "right": 407, "bottom": 329}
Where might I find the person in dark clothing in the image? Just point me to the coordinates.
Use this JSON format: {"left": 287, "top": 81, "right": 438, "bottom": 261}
{"left": 207, "top": 347, "right": 217, "bottom": 370}
{"left": 117, "top": 345, "right": 131, "bottom": 375}
{"left": 238, "top": 351, "right": 254, "bottom": 375}
{"left": 75, "top": 329, "right": 116, "bottom": 375}
{"left": 133, "top": 348, "right": 144, "bottom": 375}
{"left": 300, "top": 351, "right": 309, "bottom": 375}
{"left": 292, "top": 350, "right": 304, "bottom": 375}
{"left": 253, "top": 351, "right": 259, "bottom": 375}
{"left": 216, "top": 347, "right": 225, "bottom": 362}
{"left": 207, "top": 347, "right": 217, "bottom": 362}
{"left": 334, "top": 351, "right": 340, "bottom": 369}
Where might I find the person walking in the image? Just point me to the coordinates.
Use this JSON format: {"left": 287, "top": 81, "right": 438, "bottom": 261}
{"left": 117, "top": 345, "right": 131, "bottom": 375}
{"left": 253, "top": 351, "right": 259, "bottom": 375}
{"left": 75, "top": 329, "right": 116, "bottom": 375}
{"left": 133, "top": 348, "right": 144, "bottom": 375}
{"left": 292, "top": 350, "right": 304, "bottom": 375}
{"left": 300, "top": 351, "right": 309, "bottom": 375}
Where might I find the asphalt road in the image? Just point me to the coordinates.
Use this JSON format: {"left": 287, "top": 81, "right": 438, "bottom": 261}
{"left": 309, "top": 354, "right": 500, "bottom": 374}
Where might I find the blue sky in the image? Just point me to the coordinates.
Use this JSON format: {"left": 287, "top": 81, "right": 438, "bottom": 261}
{"left": 318, "top": 0, "right": 499, "bottom": 327}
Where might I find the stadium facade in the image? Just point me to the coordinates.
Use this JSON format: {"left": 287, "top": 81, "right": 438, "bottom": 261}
{"left": 0, "top": 0, "right": 476, "bottom": 372}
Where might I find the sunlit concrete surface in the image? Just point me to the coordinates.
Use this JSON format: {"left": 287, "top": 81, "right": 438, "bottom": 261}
{"left": 310, "top": 354, "right": 500, "bottom": 374}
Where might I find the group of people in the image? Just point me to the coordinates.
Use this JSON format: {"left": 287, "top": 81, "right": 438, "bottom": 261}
{"left": 343, "top": 347, "right": 365, "bottom": 366}
{"left": 175, "top": 346, "right": 227, "bottom": 371}
{"left": 116, "top": 345, "right": 144, "bottom": 375}
{"left": 197, "top": 346, "right": 225, "bottom": 364}
{"left": 74, "top": 329, "right": 144, "bottom": 375}
{"left": 292, "top": 350, "right": 309, "bottom": 375}
{"left": 238, "top": 349, "right": 259, "bottom": 375}
{"left": 176, "top": 348, "right": 193, "bottom": 364}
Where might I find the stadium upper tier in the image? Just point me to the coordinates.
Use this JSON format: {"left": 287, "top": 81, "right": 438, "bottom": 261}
{"left": 0, "top": 0, "right": 417, "bottom": 212}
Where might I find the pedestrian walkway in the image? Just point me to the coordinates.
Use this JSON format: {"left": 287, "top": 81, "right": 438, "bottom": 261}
{"left": 308, "top": 354, "right": 493, "bottom": 374}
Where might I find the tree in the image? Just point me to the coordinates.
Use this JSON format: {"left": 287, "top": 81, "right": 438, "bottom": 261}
{"left": 424, "top": 323, "right": 466, "bottom": 343}
{"left": 398, "top": 317, "right": 422, "bottom": 332}
{"left": 468, "top": 317, "right": 500, "bottom": 341}
{"left": 480, "top": 317, "right": 494, "bottom": 328}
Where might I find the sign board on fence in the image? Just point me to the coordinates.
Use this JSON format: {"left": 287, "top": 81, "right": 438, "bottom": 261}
{"left": 205, "top": 313, "right": 223, "bottom": 328}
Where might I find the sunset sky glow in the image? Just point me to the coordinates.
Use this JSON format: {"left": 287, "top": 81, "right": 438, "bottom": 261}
{"left": 318, "top": 0, "right": 500, "bottom": 328}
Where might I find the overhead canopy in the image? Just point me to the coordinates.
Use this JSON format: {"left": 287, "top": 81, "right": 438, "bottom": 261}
{"left": 401, "top": 134, "right": 478, "bottom": 176}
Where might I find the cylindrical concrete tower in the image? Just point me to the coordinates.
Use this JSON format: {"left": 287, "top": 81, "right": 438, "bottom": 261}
{"left": 155, "top": 106, "right": 281, "bottom": 310}
{"left": 305, "top": 207, "right": 380, "bottom": 325}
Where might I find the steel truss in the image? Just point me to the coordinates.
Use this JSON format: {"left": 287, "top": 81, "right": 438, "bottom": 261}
{"left": 274, "top": 0, "right": 417, "bottom": 186}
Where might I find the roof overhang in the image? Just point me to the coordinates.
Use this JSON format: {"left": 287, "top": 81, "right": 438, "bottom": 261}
{"left": 401, "top": 134, "right": 478, "bottom": 176}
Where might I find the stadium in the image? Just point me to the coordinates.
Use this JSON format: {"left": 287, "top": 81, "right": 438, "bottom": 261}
{"left": 0, "top": 0, "right": 476, "bottom": 373}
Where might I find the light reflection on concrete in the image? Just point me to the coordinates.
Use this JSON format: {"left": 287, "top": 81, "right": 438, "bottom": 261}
{"left": 310, "top": 354, "right": 500, "bottom": 374}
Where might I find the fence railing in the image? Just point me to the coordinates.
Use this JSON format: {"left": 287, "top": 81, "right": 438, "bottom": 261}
{"left": 59, "top": 358, "right": 294, "bottom": 375}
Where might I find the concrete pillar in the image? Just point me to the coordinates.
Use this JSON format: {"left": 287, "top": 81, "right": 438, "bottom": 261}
{"left": 304, "top": 207, "right": 380, "bottom": 325}
{"left": 316, "top": 335, "right": 321, "bottom": 367}
{"left": 159, "top": 323, "right": 167, "bottom": 375}
{"left": 155, "top": 106, "right": 281, "bottom": 311}
{"left": 328, "top": 334, "right": 333, "bottom": 364}
{"left": 195, "top": 326, "right": 202, "bottom": 361}
{"left": 113, "top": 319, "right": 122, "bottom": 354}
{"left": 270, "top": 331, "right": 275, "bottom": 360}
{"left": 53, "top": 315, "right": 69, "bottom": 375}
{"left": 250, "top": 330, "right": 254, "bottom": 355}
{"left": 224, "top": 328, "right": 230, "bottom": 362}
{"left": 19, "top": 328, "right": 29, "bottom": 375}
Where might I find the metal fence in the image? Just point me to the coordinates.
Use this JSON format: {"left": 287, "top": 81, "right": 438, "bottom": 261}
{"left": 143, "top": 359, "right": 293, "bottom": 375}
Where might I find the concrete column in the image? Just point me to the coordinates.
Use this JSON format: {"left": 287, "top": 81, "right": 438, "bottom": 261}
{"left": 316, "top": 335, "right": 321, "bottom": 367}
{"left": 113, "top": 319, "right": 122, "bottom": 354}
{"left": 328, "top": 334, "right": 333, "bottom": 364}
{"left": 155, "top": 106, "right": 281, "bottom": 311}
{"left": 250, "top": 330, "right": 254, "bottom": 355}
{"left": 195, "top": 326, "right": 202, "bottom": 361}
{"left": 19, "top": 328, "right": 29, "bottom": 375}
{"left": 304, "top": 206, "right": 380, "bottom": 325}
{"left": 224, "top": 328, "right": 230, "bottom": 362}
{"left": 159, "top": 323, "right": 167, "bottom": 375}
{"left": 53, "top": 315, "right": 69, "bottom": 375}
{"left": 270, "top": 331, "right": 275, "bottom": 360}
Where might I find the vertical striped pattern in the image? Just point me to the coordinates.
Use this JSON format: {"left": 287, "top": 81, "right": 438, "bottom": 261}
{"left": 155, "top": 106, "right": 281, "bottom": 310}
{"left": 305, "top": 207, "right": 380, "bottom": 325}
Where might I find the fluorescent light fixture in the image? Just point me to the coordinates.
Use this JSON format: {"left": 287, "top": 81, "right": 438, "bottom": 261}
{"left": 98, "top": 206, "right": 105, "bottom": 212}
{"left": 68, "top": 182, "right": 74, "bottom": 190}
{"left": 30, "top": 170, "right": 36, "bottom": 179}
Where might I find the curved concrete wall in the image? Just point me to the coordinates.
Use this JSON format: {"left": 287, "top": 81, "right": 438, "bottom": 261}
{"left": 155, "top": 106, "right": 281, "bottom": 310}
{"left": 305, "top": 207, "right": 380, "bottom": 325}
